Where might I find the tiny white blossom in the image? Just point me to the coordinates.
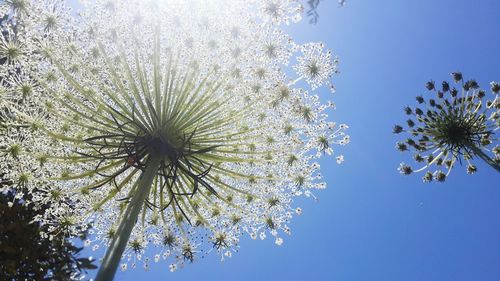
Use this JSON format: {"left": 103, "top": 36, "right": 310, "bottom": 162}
{"left": 259, "top": 232, "right": 267, "bottom": 240}
{"left": 275, "top": 237, "right": 283, "bottom": 246}
{"left": 169, "top": 264, "right": 177, "bottom": 272}
{"left": 336, "top": 155, "right": 344, "bottom": 164}
{"left": 250, "top": 232, "right": 258, "bottom": 240}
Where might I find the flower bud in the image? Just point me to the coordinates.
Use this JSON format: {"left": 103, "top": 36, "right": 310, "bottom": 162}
{"left": 404, "top": 106, "right": 412, "bottom": 115}
{"left": 406, "top": 119, "right": 415, "bottom": 127}
{"left": 450, "top": 88, "right": 458, "bottom": 97}
{"left": 426, "top": 81, "right": 435, "bottom": 91}
{"left": 491, "top": 82, "right": 500, "bottom": 94}
{"left": 466, "top": 164, "right": 477, "bottom": 174}
{"left": 441, "top": 81, "right": 450, "bottom": 92}
{"left": 393, "top": 125, "right": 403, "bottom": 134}
{"left": 451, "top": 72, "right": 462, "bottom": 82}
{"left": 435, "top": 171, "right": 446, "bottom": 182}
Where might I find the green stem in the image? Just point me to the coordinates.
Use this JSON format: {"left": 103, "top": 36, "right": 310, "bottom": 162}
{"left": 469, "top": 145, "right": 500, "bottom": 172}
{"left": 95, "top": 154, "right": 162, "bottom": 281}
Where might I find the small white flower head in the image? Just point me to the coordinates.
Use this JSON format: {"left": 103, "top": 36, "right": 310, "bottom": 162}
{"left": 275, "top": 237, "right": 284, "bottom": 246}
{"left": 336, "top": 155, "right": 344, "bottom": 164}
{"left": 0, "top": 29, "right": 25, "bottom": 64}
{"left": 398, "top": 163, "right": 413, "bottom": 175}
{"left": 294, "top": 42, "right": 338, "bottom": 91}
{"left": 283, "top": 225, "right": 291, "bottom": 235}
{"left": 169, "top": 263, "right": 177, "bottom": 272}
{"left": 250, "top": 232, "right": 258, "bottom": 240}
{"left": 162, "top": 250, "right": 171, "bottom": 260}
{"left": 212, "top": 232, "right": 231, "bottom": 250}
{"left": 422, "top": 172, "right": 433, "bottom": 183}
{"left": 120, "top": 263, "right": 127, "bottom": 272}
{"left": 295, "top": 207, "right": 302, "bottom": 215}
{"left": 259, "top": 232, "right": 267, "bottom": 240}
{"left": 258, "top": 27, "right": 294, "bottom": 65}
{"left": 467, "top": 164, "right": 477, "bottom": 175}
{"left": 259, "top": 0, "right": 303, "bottom": 25}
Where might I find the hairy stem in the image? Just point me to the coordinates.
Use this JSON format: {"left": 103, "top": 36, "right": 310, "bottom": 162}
{"left": 95, "top": 154, "right": 162, "bottom": 281}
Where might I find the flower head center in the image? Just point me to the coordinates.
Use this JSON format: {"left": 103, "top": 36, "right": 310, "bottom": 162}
{"left": 443, "top": 121, "right": 470, "bottom": 146}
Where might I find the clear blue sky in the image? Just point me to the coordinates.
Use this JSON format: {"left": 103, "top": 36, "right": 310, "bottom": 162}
{"left": 79, "top": 0, "right": 500, "bottom": 280}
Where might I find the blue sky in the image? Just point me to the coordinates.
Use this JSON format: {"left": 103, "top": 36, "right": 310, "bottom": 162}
{"left": 80, "top": 0, "right": 500, "bottom": 280}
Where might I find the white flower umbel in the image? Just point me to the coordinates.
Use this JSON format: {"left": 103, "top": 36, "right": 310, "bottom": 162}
{"left": 1, "top": 0, "right": 348, "bottom": 279}
{"left": 293, "top": 42, "right": 338, "bottom": 92}
{"left": 394, "top": 72, "right": 499, "bottom": 182}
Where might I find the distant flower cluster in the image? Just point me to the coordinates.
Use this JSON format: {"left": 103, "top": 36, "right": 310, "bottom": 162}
{"left": 394, "top": 72, "right": 499, "bottom": 182}
{"left": 0, "top": 0, "right": 348, "bottom": 274}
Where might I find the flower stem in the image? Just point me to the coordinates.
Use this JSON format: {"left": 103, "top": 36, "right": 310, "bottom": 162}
{"left": 95, "top": 154, "right": 162, "bottom": 281}
{"left": 469, "top": 145, "right": 500, "bottom": 172}
{"left": 288, "top": 75, "right": 304, "bottom": 87}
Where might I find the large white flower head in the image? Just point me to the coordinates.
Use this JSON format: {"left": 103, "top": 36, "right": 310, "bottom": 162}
{"left": 1, "top": 0, "right": 348, "bottom": 277}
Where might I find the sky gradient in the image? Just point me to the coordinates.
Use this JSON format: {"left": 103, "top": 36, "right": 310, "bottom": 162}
{"left": 80, "top": 1, "right": 500, "bottom": 280}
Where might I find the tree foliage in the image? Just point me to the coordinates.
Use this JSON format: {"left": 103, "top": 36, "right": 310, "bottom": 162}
{"left": 0, "top": 188, "right": 96, "bottom": 281}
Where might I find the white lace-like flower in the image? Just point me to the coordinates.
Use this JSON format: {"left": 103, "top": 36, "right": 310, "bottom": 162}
{"left": 0, "top": 0, "right": 348, "bottom": 278}
{"left": 259, "top": 0, "right": 303, "bottom": 25}
{"left": 275, "top": 237, "right": 283, "bottom": 245}
{"left": 169, "top": 263, "right": 177, "bottom": 272}
{"left": 120, "top": 263, "right": 127, "bottom": 272}
{"left": 294, "top": 42, "right": 339, "bottom": 92}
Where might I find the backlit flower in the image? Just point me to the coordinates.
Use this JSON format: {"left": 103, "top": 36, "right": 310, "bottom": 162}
{"left": 0, "top": 0, "right": 348, "bottom": 279}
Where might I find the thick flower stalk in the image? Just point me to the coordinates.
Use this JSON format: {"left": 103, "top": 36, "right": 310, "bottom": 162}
{"left": 1, "top": 0, "right": 348, "bottom": 279}
{"left": 394, "top": 72, "right": 499, "bottom": 182}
